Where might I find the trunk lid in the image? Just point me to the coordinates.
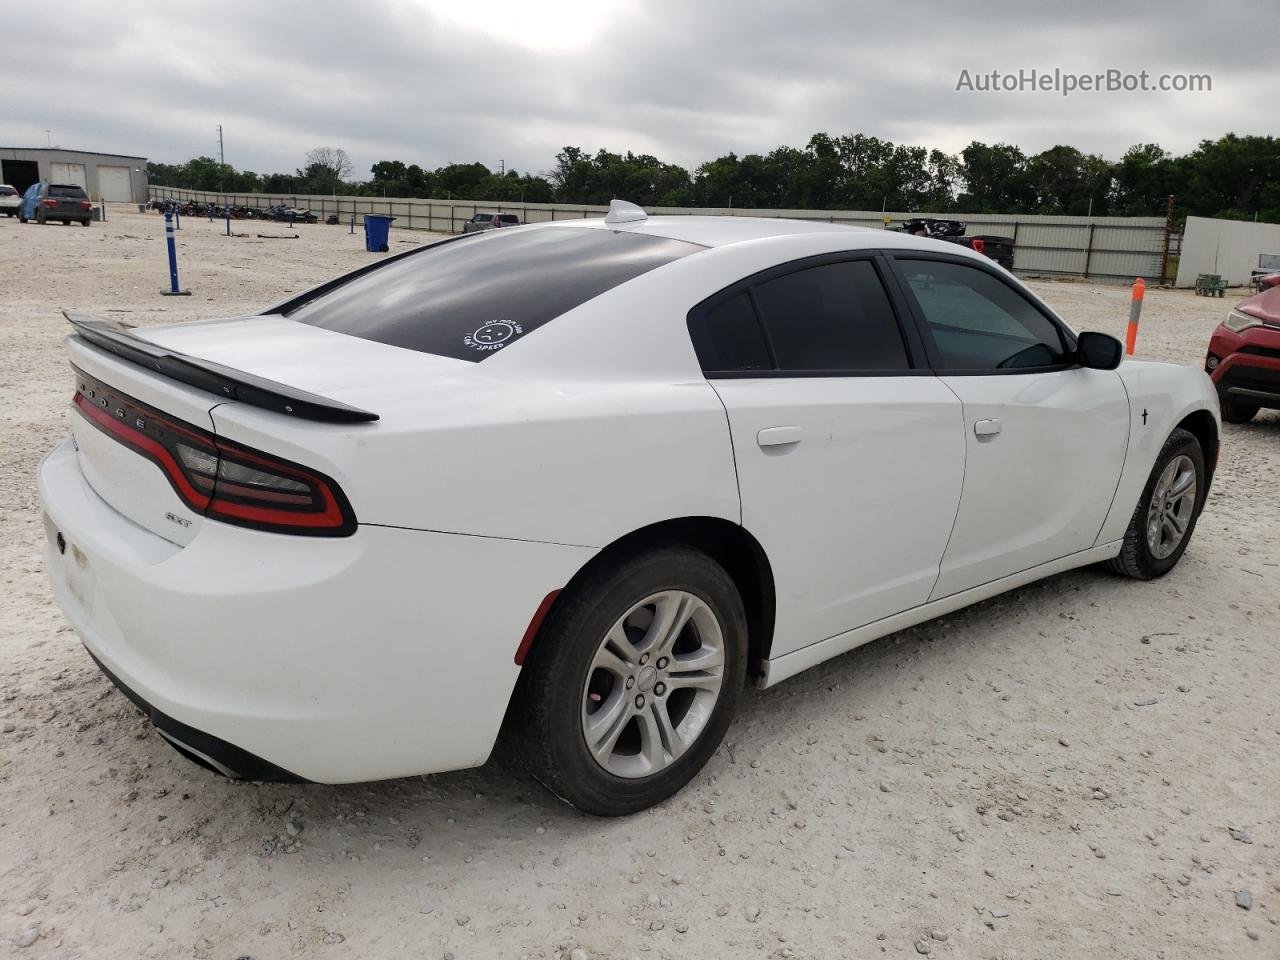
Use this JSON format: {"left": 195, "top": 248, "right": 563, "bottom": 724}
{"left": 135, "top": 314, "right": 469, "bottom": 408}
{"left": 66, "top": 315, "right": 470, "bottom": 545}
{"left": 67, "top": 338, "right": 222, "bottom": 546}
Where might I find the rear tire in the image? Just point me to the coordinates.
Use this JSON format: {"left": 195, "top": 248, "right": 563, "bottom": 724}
{"left": 1220, "top": 396, "right": 1258, "bottom": 424}
{"left": 511, "top": 545, "right": 747, "bottom": 816}
{"left": 1105, "top": 427, "right": 1205, "bottom": 580}
{"left": 80, "top": 219, "right": 91, "bottom": 227}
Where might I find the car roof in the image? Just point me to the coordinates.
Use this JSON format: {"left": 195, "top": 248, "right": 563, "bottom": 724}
{"left": 534, "top": 214, "right": 944, "bottom": 252}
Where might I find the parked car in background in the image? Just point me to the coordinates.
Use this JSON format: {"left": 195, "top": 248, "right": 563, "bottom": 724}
{"left": 39, "top": 201, "right": 1219, "bottom": 815}
{"left": 900, "top": 218, "right": 1015, "bottom": 271}
{"left": 0, "top": 184, "right": 20, "bottom": 216}
{"left": 462, "top": 211, "right": 520, "bottom": 233}
{"left": 1205, "top": 283, "right": 1280, "bottom": 422}
{"left": 19, "top": 182, "right": 93, "bottom": 226}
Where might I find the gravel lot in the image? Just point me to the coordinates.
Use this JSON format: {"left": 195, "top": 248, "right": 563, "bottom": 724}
{"left": 1, "top": 209, "right": 1277, "bottom": 959}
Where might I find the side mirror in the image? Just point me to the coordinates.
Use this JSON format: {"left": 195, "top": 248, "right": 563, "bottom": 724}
{"left": 1077, "top": 331, "right": 1123, "bottom": 370}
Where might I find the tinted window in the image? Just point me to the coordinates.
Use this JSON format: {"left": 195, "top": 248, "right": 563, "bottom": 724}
{"left": 688, "top": 292, "right": 772, "bottom": 373}
{"left": 498, "top": 215, "right": 519, "bottom": 224}
{"left": 898, "top": 259, "right": 1067, "bottom": 370}
{"left": 49, "top": 185, "right": 86, "bottom": 198}
{"left": 288, "top": 227, "right": 701, "bottom": 361}
{"left": 752, "top": 260, "right": 909, "bottom": 371}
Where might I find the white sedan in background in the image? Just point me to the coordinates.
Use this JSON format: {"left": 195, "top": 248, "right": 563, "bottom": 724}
{"left": 0, "top": 184, "right": 21, "bottom": 216}
{"left": 40, "top": 201, "right": 1219, "bottom": 815}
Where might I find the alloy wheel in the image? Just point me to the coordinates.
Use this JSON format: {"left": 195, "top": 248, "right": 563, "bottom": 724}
{"left": 581, "top": 590, "right": 726, "bottom": 779}
{"left": 1145, "top": 454, "right": 1196, "bottom": 560}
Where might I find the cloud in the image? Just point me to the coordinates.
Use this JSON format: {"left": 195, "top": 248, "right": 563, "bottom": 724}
{"left": 0, "top": 0, "right": 1267, "bottom": 178}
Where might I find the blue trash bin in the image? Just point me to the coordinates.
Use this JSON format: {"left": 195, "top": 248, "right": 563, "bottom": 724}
{"left": 363, "top": 215, "right": 395, "bottom": 253}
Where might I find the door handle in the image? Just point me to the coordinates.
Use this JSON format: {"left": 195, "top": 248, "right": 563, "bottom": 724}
{"left": 974, "top": 418, "right": 1002, "bottom": 438}
{"left": 757, "top": 426, "right": 804, "bottom": 448}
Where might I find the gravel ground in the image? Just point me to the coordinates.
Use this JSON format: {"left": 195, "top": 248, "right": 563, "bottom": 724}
{"left": 1, "top": 210, "right": 1277, "bottom": 959}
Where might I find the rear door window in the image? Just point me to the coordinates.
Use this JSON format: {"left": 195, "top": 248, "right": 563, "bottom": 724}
{"left": 752, "top": 260, "right": 910, "bottom": 371}
{"left": 286, "top": 227, "right": 702, "bottom": 361}
{"left": 688, "top": 292, "right": 773, "bottom": 373}
{"left": 49, "top": 185, "right": 86, "bottom": 198}
{"left": 688, "top": 258, "right": 913, "bottom": 374}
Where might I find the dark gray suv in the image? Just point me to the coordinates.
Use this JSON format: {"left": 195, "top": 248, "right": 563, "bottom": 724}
{"left": 19, "top": 182, "right": 93, "bottom": 226}
{"left": 462, "top": 212, "right": 520, "bottom": 233}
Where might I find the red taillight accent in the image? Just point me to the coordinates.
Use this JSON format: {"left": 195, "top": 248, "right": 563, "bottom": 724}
{"left": 514, "top": 590, "right": 561, "bottom": 665}
{"left": 73, "top": 392, "right": 212, "bottom": 509}
{"left": 71, "top": 369, "right": 357, "bottom": 536}
{"left": 204, "top": 441, "right": 348, "bottom": 531}
{"left": 41, "top": 198, "right": 58, "bottom": 206}
{"left": 81, "top": 200, "right": 92, "bottom": 209}
{"left": 971, "top": 238, "right": 986, "bottom": 255}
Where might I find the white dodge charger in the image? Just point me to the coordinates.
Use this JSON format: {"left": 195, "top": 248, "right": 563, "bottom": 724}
{"left": 39, "top": 201, "right": 1219, "bottom": 815}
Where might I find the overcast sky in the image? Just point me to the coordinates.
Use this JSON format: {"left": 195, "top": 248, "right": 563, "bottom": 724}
{"left": 2, "top": 0, "right": 1271, "bottom": 178}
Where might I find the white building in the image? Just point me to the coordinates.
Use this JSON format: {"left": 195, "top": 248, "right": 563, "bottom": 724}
{"left": 0, "top": 147, "right": 148, "bottom": 203}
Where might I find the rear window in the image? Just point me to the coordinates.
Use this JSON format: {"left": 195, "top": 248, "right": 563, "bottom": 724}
{"left": 287, "top": 227, "right": 702, "bottom": 361}
{"left": 49, "top": 185, "right": 86, "bottom": 198}
{"left": 0, "top": 186, "right": 16, "bottom": 196}
{"left": 497, "top": 214, "right": 518, "bottom": 223}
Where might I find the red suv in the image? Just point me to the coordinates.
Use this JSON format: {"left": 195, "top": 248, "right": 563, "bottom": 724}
{"left": 1205, "top": 276, "right": 1280, "bottom": 423}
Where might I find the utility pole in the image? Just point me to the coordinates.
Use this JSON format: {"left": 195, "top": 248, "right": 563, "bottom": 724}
{"left": 217, "top": 125, "right": 225, "bottom": 166}
{"left": 499, "top": 159, "right": 505, "bottom": 176}
{"left": 45, "top": 130, "right": 51, "bottom": 148}
{"left": 1159, "top": 194, "right": 1175, "bottom": 283}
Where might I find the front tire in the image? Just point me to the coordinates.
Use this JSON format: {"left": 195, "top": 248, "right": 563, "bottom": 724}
{"left": 1105, "top": 427, "right": 1205, "bottom": 580}
{"left": 1220, "top": 396, "right": 1258, "bottom": 424}
{"left": 511, "top": 545, "right": 748, "bottom": 816}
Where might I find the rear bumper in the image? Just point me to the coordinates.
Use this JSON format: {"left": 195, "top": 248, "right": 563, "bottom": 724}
{"left": 86, "top": 647, "right": 306, "bottom": 781}
{"left": 39, "top": 438, "right": 594, "bottom": 782}
{"left": 34, "top": 209, "right": 88, "bottom": 221}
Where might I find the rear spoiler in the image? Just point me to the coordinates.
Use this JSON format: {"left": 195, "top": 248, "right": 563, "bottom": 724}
{"left": 64, "top": 312, "right": 379, "bottom": 424}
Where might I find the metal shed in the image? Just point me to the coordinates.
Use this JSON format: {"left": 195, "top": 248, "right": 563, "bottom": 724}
{"left": 0, "top": 147, "right": 148, "bottom": 204}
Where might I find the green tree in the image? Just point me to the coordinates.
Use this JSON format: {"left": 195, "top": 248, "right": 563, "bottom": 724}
{"left": 957, "top": 142, "right": 1033, "bottom": 212}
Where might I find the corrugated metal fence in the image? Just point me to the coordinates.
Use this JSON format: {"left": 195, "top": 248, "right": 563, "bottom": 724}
{"left": 149, "top": 186, "right": 1169, "bottom": 281}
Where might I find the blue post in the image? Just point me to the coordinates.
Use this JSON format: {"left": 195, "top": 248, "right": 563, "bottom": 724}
{"left": 160, "top": 211, "right": 191, "bottom": 296}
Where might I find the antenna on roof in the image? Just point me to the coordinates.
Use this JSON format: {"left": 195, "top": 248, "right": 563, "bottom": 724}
{"left": 604, "top": 199, "right": 647, "bottom": 225}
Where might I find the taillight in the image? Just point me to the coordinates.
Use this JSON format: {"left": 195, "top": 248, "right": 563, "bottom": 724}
{"left": 42, "top": 198, "right": 58, "bottom": 206}
{"left": 72, "top": 368, "right": 356, "bottom": 536}
{"left": 971, "top": 238, "right": 986, "bottom": 255}
{"left": 80, "top": 200, "right": 92, "bottom": 209}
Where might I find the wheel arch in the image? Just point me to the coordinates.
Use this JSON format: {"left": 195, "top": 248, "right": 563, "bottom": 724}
{"left": 1175, "top": 407, "right": 1218, "bottom": 494}
{"left": 524, "top": 516, "right": 777, "bottom": 683}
